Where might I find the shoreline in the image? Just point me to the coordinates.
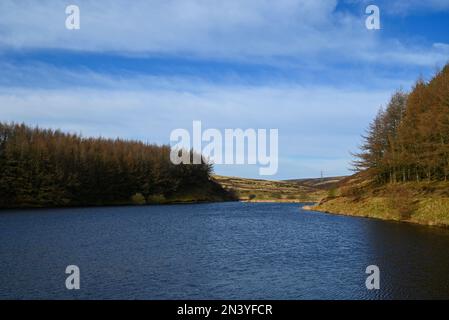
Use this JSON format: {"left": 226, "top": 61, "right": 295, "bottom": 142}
{"left": 240, "top": 199, "right": 309, "bottom": 203}
{"left": 307, "top": 207, "right": 449, "bottom": 230}
{"left": 0, "top": 198, "right": 239, "bottom": 212}
{"left": 0, "top": 199, "right": 315, "bottom": 212}
{"left": 303, "top": 197, "right": 449, "bottom": 229}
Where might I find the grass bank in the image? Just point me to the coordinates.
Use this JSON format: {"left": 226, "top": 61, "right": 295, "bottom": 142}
{"left": 310, "top": 181, "right": 449, "bottom": 228}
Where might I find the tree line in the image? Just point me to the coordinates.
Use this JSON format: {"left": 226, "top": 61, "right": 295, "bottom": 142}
{"left": 0, "top": 123, "right": 230, "bottom": 208}
{"left": 354, "top": 63, "right": 449, "bottom": 184}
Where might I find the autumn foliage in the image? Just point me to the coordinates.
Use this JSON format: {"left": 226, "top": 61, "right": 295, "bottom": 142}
{"left": 0, "top": 123, "right": 230, "bottom": 208}
{"left": 354, "top": 64, "right": 449, "bottom": 184}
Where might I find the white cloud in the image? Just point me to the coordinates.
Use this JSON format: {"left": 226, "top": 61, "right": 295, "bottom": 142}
{"left": 433, "top": 43, "right": 449, "bottom": 51}
{"left": 0, "top": 0, "right": 340, "bottom": 55}
{"left": 0, "top": 0, "right": 447, "bottom": 66}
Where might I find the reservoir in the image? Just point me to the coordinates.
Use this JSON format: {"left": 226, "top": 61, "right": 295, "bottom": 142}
{"left": 1, "top": 202, "right": 448, "bottom": 299}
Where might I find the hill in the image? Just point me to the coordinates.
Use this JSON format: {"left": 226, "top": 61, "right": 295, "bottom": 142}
{"left": 214, "top": 175, "right": 345, "bottom": 202}
{"left": 284, "top": 176, "right": 346, "bottom": 190}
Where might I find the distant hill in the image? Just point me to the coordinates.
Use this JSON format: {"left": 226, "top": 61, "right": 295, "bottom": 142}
{"left": 213, "top": 175, "right": 346, "bottom": 202}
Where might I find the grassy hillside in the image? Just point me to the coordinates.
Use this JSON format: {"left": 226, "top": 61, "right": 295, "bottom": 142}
{"left": 213, "top": 175, "right": 344, "bottom": 202}
{"left": 311, "top": 174, "right": 449, "bottom": 227}
{"left": 285, "top": 176, "right": 346, "bottom": 191}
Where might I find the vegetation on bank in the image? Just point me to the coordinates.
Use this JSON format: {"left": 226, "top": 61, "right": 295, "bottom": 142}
{"left": 314, "top": 175, "right": 449, "bottom": 227}
{"left": 0, "top": 123, "right": 236, "bottom": 208}
{"left": 312, "top": 64, "right": 449, "bottom": 227}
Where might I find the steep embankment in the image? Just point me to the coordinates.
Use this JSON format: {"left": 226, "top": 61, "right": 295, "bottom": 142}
{"left": 311, "top": 174, "right": 449, "bottom": 227}
{"left": 214, "top": 175, "right": 344, "bottom": 202}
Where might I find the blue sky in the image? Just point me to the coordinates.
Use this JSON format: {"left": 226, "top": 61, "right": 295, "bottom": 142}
{"left": 0, "top": 0, "right": 448, "bottom": 179}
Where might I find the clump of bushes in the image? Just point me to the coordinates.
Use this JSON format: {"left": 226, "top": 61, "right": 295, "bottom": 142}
{"left": 386, "top": 185, "right": 418, "bottom": 220}
{"left": 248, "top": 194, "right": 257, "bottom": 200}
{"left": 341, "top": 185, "right": 365, "bottom": 200}
{"left": 327, "top": 188, "right": 338, "bottom": 199}
{"left": 131, "top": 193, "right": 146, "bottom": 205}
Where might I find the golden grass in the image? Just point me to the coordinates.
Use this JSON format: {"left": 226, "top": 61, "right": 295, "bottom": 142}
{"left": 311, "top": 183, "right": 449, "bottom": 227}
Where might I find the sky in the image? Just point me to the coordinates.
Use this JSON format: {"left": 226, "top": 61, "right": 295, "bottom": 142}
{"left": 0, "top": 0, "right": 448, "bottom": 179}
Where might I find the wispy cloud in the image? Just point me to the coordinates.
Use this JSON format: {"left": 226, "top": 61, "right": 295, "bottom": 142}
{"left": 0, "top": 0, "right": 447, "bottom": 67}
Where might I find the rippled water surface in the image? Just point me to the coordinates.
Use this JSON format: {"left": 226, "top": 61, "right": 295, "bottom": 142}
{"left": 1, "top": 202, "right": 449, "bottom": 299}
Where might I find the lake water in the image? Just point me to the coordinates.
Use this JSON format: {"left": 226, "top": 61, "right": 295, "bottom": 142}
{"left": 1, "top": 202, "right": 449, "bottom": 299}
